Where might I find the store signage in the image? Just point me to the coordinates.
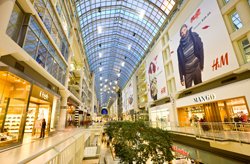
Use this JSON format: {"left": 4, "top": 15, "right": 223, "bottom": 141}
{"left": 193, "top": 93, "right": 216, "bottom": 103}
{"left": 39, "top": 91, "right": 49, "bottom": 100}
{"left": 172, "top": 146, "right": 190, "bottom": 156}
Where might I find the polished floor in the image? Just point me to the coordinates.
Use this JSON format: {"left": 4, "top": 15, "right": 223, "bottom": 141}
{"left": 83, "top": 143, "right": 119, "bottom": 164}
{"left": 0, "top": 128, "right": 87, "bottom": 164}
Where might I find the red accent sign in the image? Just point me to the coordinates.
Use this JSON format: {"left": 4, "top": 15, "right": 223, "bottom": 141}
{"left": 191, "top": 8, "right": 201, "bottom": 23}
{"left": 172, "top": 146, "right": 190, "bottom": 156}
{"left": 202, "top": 25, "right": 210, "bottom": 29}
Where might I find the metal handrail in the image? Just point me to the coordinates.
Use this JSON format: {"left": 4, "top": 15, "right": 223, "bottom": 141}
{"left": 148, "top": 121, "right": 250, "bottom": 143}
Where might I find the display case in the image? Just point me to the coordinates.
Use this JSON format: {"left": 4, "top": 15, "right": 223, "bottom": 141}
{"left": 24, "top": 114, "right": 35, "bottom": 133}
{"left": 4, "top": 114, "right": 22, "bottom": 133}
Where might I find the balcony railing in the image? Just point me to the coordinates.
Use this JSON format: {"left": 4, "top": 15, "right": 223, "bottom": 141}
{"left": 149, "top": 121, "right": 250, "bottom": 143}
{"left": 0, "top": 129, "right": 90, "bottom": 164}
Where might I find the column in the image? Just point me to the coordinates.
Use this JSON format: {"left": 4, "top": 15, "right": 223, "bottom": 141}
{"left": 58, "top": 89, "right": 69, "bottom": 130}
{"left": 64, "top": 52, "right": 72, "bottom": 89}
{"left": 79, "top": 68, "right": 83, "bottom": 98}
{"left": 51, "top": 0, "right": 58, "bottom": 6}
{"left": 91, "top": 74, "right": 95, "bottom": 115}
{"left": 0, "top": 0, "right": 15, "bottom": 35}
{"left": 247, "top": 33, "right": 250, "bottom": 46}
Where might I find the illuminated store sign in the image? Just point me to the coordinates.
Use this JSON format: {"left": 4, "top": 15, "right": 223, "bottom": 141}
{"left": 193, "top": 93, "right": 216, "bottom": 103}
{"left": 172, "top": 146, "right": 190, "bottom": 156}
{"left": 39, "top": 91, "right": 49, "bottom": 100}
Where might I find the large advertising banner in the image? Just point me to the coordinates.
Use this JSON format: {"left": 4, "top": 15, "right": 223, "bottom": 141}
{"left": 146, "top": 52, "right": 168, "bottom": 102}
{"left": 126, "top": 82, "right": 134, "bottom": 110}
{"left": 169, "top": 0, "right": 239, "bottom": 91}
{"left": 122, "top": 79, "right": 134, "bottom": 111}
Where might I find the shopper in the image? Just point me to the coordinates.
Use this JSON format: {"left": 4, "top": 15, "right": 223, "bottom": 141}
{"left": 40, "top": 118, "right": 46, "bottom": 138}
{"left": 34, "top": 120, "right": 41, "bottom": 137}
{"left": 240, "top": 111, "right": 248, "bottom": 122}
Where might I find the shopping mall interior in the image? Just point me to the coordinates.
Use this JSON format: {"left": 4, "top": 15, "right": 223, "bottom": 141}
{"left": 0, "top": 0, "right": 250, "bottom": 163}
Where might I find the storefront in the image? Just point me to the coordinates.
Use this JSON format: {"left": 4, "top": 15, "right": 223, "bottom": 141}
{"left": 0, "top": 69, "right": 60, "bottom": 148}
{"left": 28, "top": 85, "right": 57, "bottom": 138}
{"left": 176, "top": 79, "right": 250, "bottom": 126}
{"left": 66, "top": 98, "right": 77, "bottom": 127}
{"left": 149, "top": 103, "right": 171, "bottom": 129}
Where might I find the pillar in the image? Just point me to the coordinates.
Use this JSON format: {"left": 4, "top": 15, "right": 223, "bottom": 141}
{"left": 58, "top": 89, "right": 69, "bottom": 130}
{"left": 79, "top": 68, "right": 83, "bottom": 98}
{"left": 247, "top": 33, "right": 250, "bottom": 46}
{"left": 64, "top": 52, "right": 72, "bottom": 89}
{"left": 91, "top": 74, "right": 95, "bottom": 116}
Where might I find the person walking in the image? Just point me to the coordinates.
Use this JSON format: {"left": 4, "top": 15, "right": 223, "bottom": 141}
{"left": 40, "top": 118, "right": 46, "bottom": 138}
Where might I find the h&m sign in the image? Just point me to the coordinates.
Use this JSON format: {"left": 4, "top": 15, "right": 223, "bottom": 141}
{"left": 193, "top": 94, "right": 216, "bottom": 103}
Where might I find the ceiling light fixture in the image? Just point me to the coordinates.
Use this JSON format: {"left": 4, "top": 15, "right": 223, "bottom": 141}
{"left": 139, "top": 10, "right": 145, "bottom": 19}
{"left": 97, "top": 26, "right": 102, "bottom": 34}
{"left": 128, "top": 44, "right": 131, "bottom": 50}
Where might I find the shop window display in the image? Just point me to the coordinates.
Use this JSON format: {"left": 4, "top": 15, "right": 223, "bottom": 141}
{"left": 178, "top": 97, "right": 249, "bottom": 128}
{"left": 150, "top": 107, "right": 170, "bottom": 129}
{"left": 0, "top": 71, "right": 31, "bottom": 147}
{"left": 24, "top": 103, "right": 49, "bottom": 137}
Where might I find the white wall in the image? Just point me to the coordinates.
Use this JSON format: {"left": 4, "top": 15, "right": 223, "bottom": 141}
{"left": 176, "top": 78, "right": 250, "bottom": 108}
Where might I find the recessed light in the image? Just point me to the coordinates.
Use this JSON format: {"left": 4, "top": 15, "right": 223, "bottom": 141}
{"left": 97, "top": 26, "right": 102, "bottom": 34}
{"left": 128, "top": 44, "right": 131, "bottom": 50}
{"left": 139, "top": 10, "right": 145, "bottom": 19}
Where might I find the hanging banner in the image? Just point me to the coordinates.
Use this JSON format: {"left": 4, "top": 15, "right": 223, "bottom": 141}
{"left": 168, "top": 0, "right": 239, "bottom": 91}
{"left": 146, "top": 52, "right": 168, "bottom": 102}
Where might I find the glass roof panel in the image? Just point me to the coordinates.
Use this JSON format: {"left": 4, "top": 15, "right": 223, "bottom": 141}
{"left": 75, "top": 0, "right": 177, "bottom": 106}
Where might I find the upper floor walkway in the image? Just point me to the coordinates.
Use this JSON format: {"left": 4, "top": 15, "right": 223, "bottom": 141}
{"left": 150, "top": 121, "right": 250, "bottom": 144}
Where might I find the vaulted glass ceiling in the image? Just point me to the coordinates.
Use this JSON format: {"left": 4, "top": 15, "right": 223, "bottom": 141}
{"left": 75, "top": 0, "right": 177, "bottom": 107}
